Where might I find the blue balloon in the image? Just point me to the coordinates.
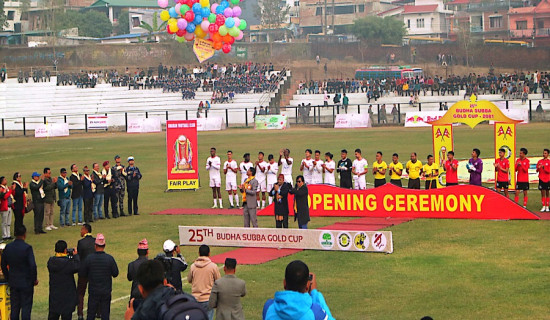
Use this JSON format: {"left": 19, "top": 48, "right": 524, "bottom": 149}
{"left": 225, "top": 17, "right": 235, "bottom": 28}
{"left": 193, "top": 14, "right": 202, "bottom": 24}
{"left": 169, "top": 7, "right": 178, "bottom": 18}
{"left": 221, "top": 0, "right": 229, "bottom": 8}
{"left": 192, "top": 3, "right": 202, "bottom": 12}
{"left": 186, "top": 23, "right": 196, "bottom": 33}
{"left": 201, "top": 7, "right": 210, "bottom": 17}
{"left": 215, "top": 6, "right": 224, "bottom": 14}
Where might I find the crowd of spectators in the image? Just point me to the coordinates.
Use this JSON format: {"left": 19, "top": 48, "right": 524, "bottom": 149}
{"left": 298, "top": 71, "right": 550, "bottom": 100}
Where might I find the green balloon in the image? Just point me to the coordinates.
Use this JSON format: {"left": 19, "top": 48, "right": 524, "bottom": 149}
{"left": 219, "top": 25, "right": 228, "bottom": 36}
{"left": 180, "top": 4, "right": 190, "bottom": 14}
{"left": 238, "top": 19, "right": 247, "bottom": 30}
{"left": 230, "top": 0, "right": 239, "bottom": 4}
{"left": 229, "top": 26, "right": 239, "bottom": 37}
{"left": 176, "top": 36, "right": 186, "bottom": 43}
{"left": 208, "top": 13, "right": 216, "bottom": 24}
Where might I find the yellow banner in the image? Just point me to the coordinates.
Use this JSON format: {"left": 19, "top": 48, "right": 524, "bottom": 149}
{"left": 432, "top": 124, "right": 454, "bottom": 188}
{"left": 168, "top": 179, "right": 199, "bottom": 190}
{"left": 494, "top": 123, "right": 516, "bottom": 190}
{"left": 429, "top": 95, "right": 522, "bottom": 128}
{"left": 193, "top": 38, "right": 215, "bottom": 63}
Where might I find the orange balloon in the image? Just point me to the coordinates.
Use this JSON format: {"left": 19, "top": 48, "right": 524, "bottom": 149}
{"left": 213, "top": 41, "right": 222, "bottom": 50}
{"left": 212, "top": 32, "right": 222, "bottom": 42}
{"left": 222, "top": 35, "right": 232, "bottom": 43}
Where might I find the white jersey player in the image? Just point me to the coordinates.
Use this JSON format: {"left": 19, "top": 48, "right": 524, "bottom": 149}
{"left": 300, "top": 149, "right": 314, "bottom": 185}
{"left": 206, "top": 147, "right": 222, "bottom": 208}
{"left": 352, "top": 148, "right": 368, "bottom": 190}
{"left": 266, "top": 154, "right": 279, "bottom": 205}
{"left": 278, "top": 148, "right": 294, "bottom": 185}
{"left": 255, "top": 152, "right": 269, "bottom": 209}
{"left": 239, "top": 153, "right": 254, "bottom": 185}
{"left": 311, "top": 150, "right": 324, "bottom": 184}
{"left": 223, "top": 150, "right": 239, "bottom": 209}
{"left": 322, "top": 152, "right": 336, "bottom": 186}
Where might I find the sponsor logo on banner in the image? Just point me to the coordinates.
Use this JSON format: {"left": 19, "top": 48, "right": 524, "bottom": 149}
{"left": 334, "top": 113, "right": 371, "bottom": 129}
{"left": 166, "top": 120, "right": 199, "bottom": 190}
{"left": 372, "top": 232, "right": 387, "bottom": 252}
{"left": 353, "top": 232, "right": 369, "bottom": 251}
{"left": 87, "top": 116, "right": 108, "bottom": 130}
{"left": 337, "top": 232, "right": 352, "bottom": 250}
{"left": 197, "top": 117, "right": 225, "bottom": 131}
{"left": 318, "top": 232, "right": 334, "bottom": 249}
{"left": 405, "top": 111, "right": 447, "bottom": 127}
{"left": 127, "top": 118, "right": 161, "bottom": 133}
{"left": 179, "top": 226, "right": 393, "bottom": 253}
{"left": 34, "top": 123, "right": 70, "bottom": 138}
{"left": 255, "top": 115, "right": 288, "bottom": 130}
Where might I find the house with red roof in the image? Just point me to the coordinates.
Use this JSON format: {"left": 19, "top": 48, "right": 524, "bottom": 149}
{"left": 399, "top": 0, "right": 453, "bottom": 38}
{"left": 509, "top": 0, "right": 550, "bottom": 45}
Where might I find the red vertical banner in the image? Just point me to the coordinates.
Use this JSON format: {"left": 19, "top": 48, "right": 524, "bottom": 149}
{"left": 166, "top": 120, "right": 199, "bottom": 190}
{"left": 432, "top": 124, "right": 454, "bottom": 188}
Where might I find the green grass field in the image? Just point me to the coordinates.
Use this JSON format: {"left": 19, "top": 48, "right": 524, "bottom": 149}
{"left": 1, "top": 124, "right": 549, "bottom": 320}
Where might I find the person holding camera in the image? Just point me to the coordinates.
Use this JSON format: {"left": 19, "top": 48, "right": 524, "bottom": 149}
{"left": 262, "top": 260, "right": 334, "bottom": 320}
{"left": 47, "top": 240, "right": 80, "bottom": 320}
{"left": 155, "top": 239, "right": 188, "bottom": 293}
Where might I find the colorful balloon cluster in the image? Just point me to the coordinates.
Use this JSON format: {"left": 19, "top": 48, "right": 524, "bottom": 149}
{"left": 158, "top": 0, "right": 247, "bottom": 54}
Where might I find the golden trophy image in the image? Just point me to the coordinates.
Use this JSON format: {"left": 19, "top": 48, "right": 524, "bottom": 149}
{"left": 172, "top": 135, "right": 195, "bottom": 173}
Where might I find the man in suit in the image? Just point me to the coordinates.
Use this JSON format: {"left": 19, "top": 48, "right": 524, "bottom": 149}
{"left": 239, "top": 167, "right": 258, "bottom": 228}
{"left": 76, "top": 224, "right": 95, "bottom": 320}
{"left": 1, "top": 225, "right": 38, "bottom": 320}
{"left": 127, "top": 239, "right": 149, "bottom": 301}
{"left": 209, "top": 258, "right": 246, "bottom": 320}
{"left": 289, "top": 175, "right": 310, "bottom": 229}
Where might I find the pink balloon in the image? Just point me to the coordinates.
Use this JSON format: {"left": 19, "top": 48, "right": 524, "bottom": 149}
{"left": 177, "top": 18, "right": 187, "bottom": 29}
{"left": 158, "top": 0, "right": 169, "bottom": 8}
{"left": 232, "top": 6, "right": 242, "bottom": 17}
{"left": 223, "top": 7, "right": 233, "bottom": 17}
{"left": 175, "top": 3, "right": 181, "bottom": 13}
{"left": 235, "top": 30, "right": 243, "bottom": 40}
{"left": 184, "top": 32, "right": 195, "bottom": 41}
{"left": 210, "top": 3, "right": 218, "bottom": 13}
{"left": 201, "top": 20, "right": 210, "bottom": 31}
{"left": 233, "top": 17, "right": 240, "bottom": 27}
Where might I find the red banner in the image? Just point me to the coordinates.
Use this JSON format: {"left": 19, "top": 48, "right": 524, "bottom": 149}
{"left": 166, "top": 120, "right": 199, "bottom": 190}
{"left": 258, "top": 184, "right": 539, "bottom": 220}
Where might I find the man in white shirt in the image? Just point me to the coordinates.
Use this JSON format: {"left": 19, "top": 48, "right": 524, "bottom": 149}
{"left": 322, "top": 152, "right": 336, "bottom": 186}
{"left": 278, "top": 149, "right": 294, "bottom": 186}
{"left": 300, "top": 149, "right": 314, "bottom": 185}
{"left": 352, "top": 148, "right": 368, "bottom": 190}
{"left": 255, "top": 152, "right": 269, "bottom": 209}
{"left": 206, "top": 147, "right": 222, "bottom": 208}
{"left": 239, "top": 153, "right": 253, "bottom": 185}
{"left": 311, "top": 150, "right": 324, "bottom": 184}
{"left": 266, "top": 154, "right": 279, "bottom": 205}
{"left": 223, "top": 151, "right": 239, "bottom": 209}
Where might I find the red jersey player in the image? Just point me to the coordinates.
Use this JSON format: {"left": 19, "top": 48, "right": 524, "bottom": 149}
{"left": 515, "top": 148, "right": 530, "bottom": 208}
{"left": 537, "top": 148, "right": 550, "bottom": 212}
{"left": 444, "top": 151, "right": 459, "bottom": 187}
{"left": 494, "top": 148, "right": 510, "bottom": 198}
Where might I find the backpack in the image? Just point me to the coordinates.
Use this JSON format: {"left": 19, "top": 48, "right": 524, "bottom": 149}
{"left": 159, "top": 293, "right": 208, "bottom": 320}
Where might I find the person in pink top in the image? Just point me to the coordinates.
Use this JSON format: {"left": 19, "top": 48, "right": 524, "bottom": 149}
{"left": 187, "top": 245, "right": 221, "bottom": 320}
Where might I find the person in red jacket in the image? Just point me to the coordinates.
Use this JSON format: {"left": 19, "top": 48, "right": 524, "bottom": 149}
{"left": 494, "top": 148, "right": 510, "bottom": 198}
{"left": 537, "top": 148, "right": 550, "bottom": 212}
{"left": 444, "top": 151, "right": 459, "bottom": 187}
{"left": 0, "top": 176, "right": 14, "bottom": 241}
{"left": 515, "top": 148, "right": 530, "bottom": 208}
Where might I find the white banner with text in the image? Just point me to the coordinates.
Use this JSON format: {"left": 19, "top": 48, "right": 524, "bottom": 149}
{"left": 34, "top": 123, "right": 69, "bottom": 138}
{"left": 127, "top": 117, "right": 162, "bottom": 133}
{"left": 179, "top": 226, "right": 393, "bottom": 253}
{"left": 87, "top": 115, "right": 108, "bottom": 130}
{"left": 334, "top": 113, "right": 371, "bottom": 129}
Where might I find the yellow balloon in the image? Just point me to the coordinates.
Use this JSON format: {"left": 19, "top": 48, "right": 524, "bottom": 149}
{"left": 199, "top": 0, "right": 210, "bottom": 7}
{"left": 195, "top": 27, "right": 206, "bottom": 38}
{"left": 160, "top": 10, "right": 170, "bottom": 21}
{"left": 170, "top": 24, "right": 179, "bottom": 32}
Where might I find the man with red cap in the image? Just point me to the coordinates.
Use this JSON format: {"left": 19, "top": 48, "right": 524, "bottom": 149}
{"left": 79, "top": 233, "right": 119, "bottom": 320}
{"left": 127, "top": 239, "right": 149, "bottom": 302}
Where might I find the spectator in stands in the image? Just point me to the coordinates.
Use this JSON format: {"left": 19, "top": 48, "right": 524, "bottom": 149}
{"left": 208, "top": 258, "right": 246, "bottom": 320}
{"left": 187, "top": 244, "right": 221, "bottom": 320}
{"left": 262, "top": 260, "right": 334, "bottom": 320}
{"left": 0, "top": 64, "right": 6, "bottom": 82}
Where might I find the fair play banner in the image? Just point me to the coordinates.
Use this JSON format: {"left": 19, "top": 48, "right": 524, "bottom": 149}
{"left": 334, "top": 113, "right": 371, "bottom": 129}
{"left": 127, "top": 117, "right": 162, "bottom": 133}
{"left": 258, "top": 184, "right": 539, "bottom": 220}
{"left": 34, "top": 123, "right": 69, "bottom": 138}
{"left": 87, "top": 115, "right": 108, "bottom": 130}
{"left": 255, "top": 115, "right": 288, "bottom": 130}
{"left": 166, "top": 120, "right": 199, "bottom": 190}
{"left": 405, "top": 111, "right": 446, "bottom": 127}
{"left": 179, "top": 226, "right": 393, "bottom": 253}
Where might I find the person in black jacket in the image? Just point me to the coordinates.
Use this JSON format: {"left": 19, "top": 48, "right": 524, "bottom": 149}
{"left": 29, "top": 172, "right": 46, "bottom": 234}
{"left": 1, "top": 225, "right": 38, "bottom": 320}
{"left": 48, "top": 240, "right": 80, "bottom": 320}
{"left": 125, "top": 156, "right": 142, "bottom": 216}
{"left": 155, "top": 239, "right": 188, "bottom": 293}
{"left": 82, "top": 166, "right": 94, "bottom": 224}
{"left": 289, "top": 175, "right": 310, "bottom": 229}
{"left": 79, "top": 233, "right": 119, "bottom": 320}
{"left": 11, "top": 172, "right": 28, "bottom": 231}
{"left": 269, "top": 174, "right": 291, "bottom": 228}
{"left": 336, "top": 150, "right": 353, "bottom": 189}
{"left": 128, "top": 239, "right": 149, "bottom": 301}
{"left": 76, "top": 224, "right": 95, "bottom": 320}
{"left": 70, "top": 164, "right": 84, "bottom": 225}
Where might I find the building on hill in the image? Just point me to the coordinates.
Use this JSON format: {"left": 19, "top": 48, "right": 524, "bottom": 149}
{"left": 509, "top": 0, "right": 550, "bottom": 46}
{"left": 86, "top": 0, "right": 158, "bottom": 24}
{"left": 2, "top": 0, "right": 38, "bottom": 33}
